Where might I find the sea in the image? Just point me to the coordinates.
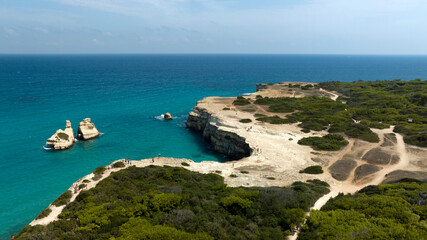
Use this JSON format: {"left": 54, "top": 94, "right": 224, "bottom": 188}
{"left": 1, "top": 54, "right": 427, "bottom": 238}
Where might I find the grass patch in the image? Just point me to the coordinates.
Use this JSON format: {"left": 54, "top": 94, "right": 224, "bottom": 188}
{"left": 299, "top": 166, "right": 323, "bottom": 174}
{"left": 298, "top": 134, "right": 348, "bottom": 151}
{"left": 52, "top": 190, "right": 72, "bottom": 207}
{"left": 35, "top": 208, "right": 52, "bottom": 220}
{"left": 239, "top": 118, "right": 252, "bottom": 123}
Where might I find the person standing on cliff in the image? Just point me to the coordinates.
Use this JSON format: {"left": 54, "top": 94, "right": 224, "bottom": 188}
{"left": 158, "top": 153, "right": 161, "bottom": 158}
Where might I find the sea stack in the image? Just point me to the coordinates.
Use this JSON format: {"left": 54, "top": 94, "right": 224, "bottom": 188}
{"left": 164, "top": 112, "right": 173, "bottom": 120}
{"left": 77, "top": 118, "right": 100, "bottom": 140}
{"left": 46, "top": 120, "right": 75, "bottom": 150}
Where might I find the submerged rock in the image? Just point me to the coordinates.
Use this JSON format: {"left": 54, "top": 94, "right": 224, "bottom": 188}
{"left": 77, "top": 118, "right": 100, "bottom": 140}
{"left": 164, "top": 112, "right": 172, "bottom": 120}
{"left": 46, "top": 120, "right": 75, "bottom": 150}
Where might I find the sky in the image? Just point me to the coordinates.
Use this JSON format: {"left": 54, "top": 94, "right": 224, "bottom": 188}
{"left": 1, "top": 0, "right": 427, "bottom": 54}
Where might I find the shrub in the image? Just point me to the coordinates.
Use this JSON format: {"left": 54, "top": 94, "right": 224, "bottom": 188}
{"left": 52, "top": 190, "right": 72, "bottom": 207}
{"left": 239, "top": 119, "right": 252, "bottom": 123}
{"left": 240, "top": 170, "right": 249, "bottom": 174}
{"left": 299, "top": 166, "right": 323, "bottom": 174}
{"left": 256, "top": 95, "right": 263, "bottom": 99}
{"left": 230, "top": 174, "right": 238, "bottom": 178}
{"left": 254, "top": 113, "right": 266, "bottom": 117}
{"left": 181, "top": 162, "right": 190, "bottom": 166}
{"left": 266, "top": 177, "right": 276, "bottom": 180}
{"left": 79, "top": 184, "right": 87, "bottom": 189}
{"left": 222, "top": 107, "right": 230, "bottom": 110}
{"left": 306, "top": 179, "right": 330, "bottom": 187}
{"left": 233, "top": 97, "right": 250, "bottom": 106}
{"left": 83, "top": 179, "right": 90, "bottom": 183}
{"left": 298, "top": 134, "right": 348, "bottom": 151}
{"left": 256, "top": 115, "right": 295, "bottom": 124}
{"left": 92, "top": 166, "right": 106, "bottom": 181}
{"left": 113, "top": 162, "right": 125, "bottom": 168}
{"left": 36, "top": 208, "right": 52, "bottom": 220}
{"left": 215, "top": 170, "right": 222, "bottom": 174}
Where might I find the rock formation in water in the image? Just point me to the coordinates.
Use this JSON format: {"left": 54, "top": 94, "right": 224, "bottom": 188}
{"left": 77, "top": 118, "right": 100, "bottom": 140}
{"left": 46, "top": 120, "right": 75, "bottom": 150}
{"left": 186, "top": 105, "right": 252, "bottom": 160}
{"left": 164, "top": 112, "right": 172, "bottom": 120}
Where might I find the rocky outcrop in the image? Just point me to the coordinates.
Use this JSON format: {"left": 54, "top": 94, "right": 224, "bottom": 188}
{"left": 46, "top": 120, "right": 75, "bottom": 150}
{"left": 187, "top": 106, "right": 252, "bottom": 160}
{"left": 77, "top": 118, "right": 100, "bottom": 140}
{"left": 164, "top": 112, "right": 172, "bottom": 120}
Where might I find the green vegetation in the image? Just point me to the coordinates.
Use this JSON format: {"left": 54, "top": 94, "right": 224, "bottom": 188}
{"left": 239, "top": 118, "right": 252, "bottom": 123}
{"left": 229, "top": 174, "right": 238, "bottom": 178}
{"left": 256, "top": 115, "right": 296, "bottom": 124}
{"left": 240, "top": 170, "right": 249, "bottom": 174}
{"left": 83, "top": 179, "right": 90, "bottom": 183}
{"left": 299, "top": 181, "right": 427, "bottom": 240}
{"left": 113, "top": 162, "right": 125, "bottom": 168}
{"left": 35, "top": 208, "right": 52, "bottom": 220}
{"left": 18, "top": 166, "right": 329, "bottom": 240}
{"left": 92, "top": 166, "right": 106, "bottom": 181}
{"left": 299, "top": 166, "right": 323, "bottom": 174}
{"left": 233, "top": 96, "right": 251, "bottom": 106}
{"left": 254, "top": 113, "right": 267, "bottom": 118}
{"left": 306, "top": 179, "right": 330, "bottom": 187}
{"left": 79, "top": 184, "right": 87, "bottom": 189}
{"left": 181, "top": 162, "right": 190, "bottom": 166}
{"left": 298, "top": 134, "right": 348, "bottom": 151}
{"left": 253, "top": 80, "right": 427, "bottom": 145}
{"left": 52, "top": 190, "right": 72, "bottom": 207}
{"left": 319, "top": 79, "right": 427, "bottom": 146}
{"left": 222, "top": 107, "right": 230, "bottom": 110}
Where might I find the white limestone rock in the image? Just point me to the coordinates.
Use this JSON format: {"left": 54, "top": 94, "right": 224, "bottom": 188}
{"left": 77, "top": 118, "right": 100, "bottom": 140}
{"left": 46, "top": 120, "right": 75, "bottom": 150}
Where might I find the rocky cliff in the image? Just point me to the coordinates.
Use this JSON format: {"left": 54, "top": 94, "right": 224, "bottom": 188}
{"left": 187, "top": 105, "right": 252, "bottom": 160}
{"left": 46, "top": 120, "right": 75, "bottom": 150}
{"left": 77, "top": 118, "right": 100, "bottom": 140}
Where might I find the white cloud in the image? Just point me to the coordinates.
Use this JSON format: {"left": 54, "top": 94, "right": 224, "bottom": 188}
{"left": 4, "top": 27, "right": 17, "bottom": 36}
{"left": 92, "top": 38, "right": 104, "bottom": 45}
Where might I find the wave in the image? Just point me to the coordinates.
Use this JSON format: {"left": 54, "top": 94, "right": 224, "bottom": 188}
{"left": 155, "top": 114, "right": 165, "bottom": 121}
{"left": 99, "top": 132, "right": 105, "bottom": 136}
{"left": 42, "top": 145, "right": 52, "bottom": 151}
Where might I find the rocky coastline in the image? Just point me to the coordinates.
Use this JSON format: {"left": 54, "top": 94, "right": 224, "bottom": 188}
{"left": 186, "top": 105, "right": 252, "bottom": 160}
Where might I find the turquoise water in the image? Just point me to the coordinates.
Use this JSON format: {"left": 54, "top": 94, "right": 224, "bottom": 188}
{"left": 1, "top": 54, "right": 427, "bottom": 238}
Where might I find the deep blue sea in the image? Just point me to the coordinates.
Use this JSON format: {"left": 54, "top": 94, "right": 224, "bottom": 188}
{"left": 1, "top": 54, "right": 427, "bottom": 238}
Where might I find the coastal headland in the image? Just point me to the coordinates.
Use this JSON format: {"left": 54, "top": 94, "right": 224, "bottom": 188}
{"left": 20, "top": 81, "right": 427, "bottom": 239}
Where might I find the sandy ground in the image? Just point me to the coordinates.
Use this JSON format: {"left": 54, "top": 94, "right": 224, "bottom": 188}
{"left": 29, "top": 84, "right": 426, "bottom": 238}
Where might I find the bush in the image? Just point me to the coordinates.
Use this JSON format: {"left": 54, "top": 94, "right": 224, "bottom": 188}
{"left": 52, "top": 190, "right": 72, "bottom": 207}
{"left": 36, "top": 208, "right": 52, "bottom": 220}
{"left": 256, "top": 115, "right": 295, "bottom": 124}
{"left": 113, "top": 162, "right": 125, "bottom": 168}
{"left": 240, "top": 170, "right": 249, "bottom": 174}
{"left": 233, "top": 97, "right": 250, "bottom": 106}
{"left": 222, "top": 107, "right": 230, "bottom": 110}
{"left": 298, "top": 134, "right": 348, "bottom": 151}
{"left": 79, "top": 184, "right": 87, "bottom": 189}
{"left": 239, "top": 119, "right": 252, "bottom": 123}
{"left": 92, "top": 166, "right": 106, "bottom": 181}
{"left": 306, "top": 179, "right": 330, "bottom": 187}
{"left": 215, "top": 170, "right": 222, "bottom": 174}
{"left": 181, "top": 162, "right": 190, "bottom": 166}
{"left": 230, "top": 174, "right": 238, "bottom": 178}
{"left": 299, "top": 166, "right": 323, "bottom": 174}
{"left": 83, "top": 179, "right": 90, "bottom": 183}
